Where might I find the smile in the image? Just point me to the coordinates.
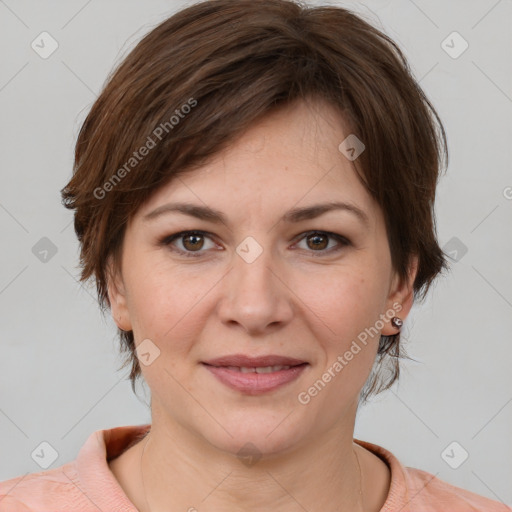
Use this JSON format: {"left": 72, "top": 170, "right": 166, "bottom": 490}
{"left": 224, "top": 365, "right": 292, "bottom": 373}
{"left": 202, "top": 361, "right": 309, "bottom": 395}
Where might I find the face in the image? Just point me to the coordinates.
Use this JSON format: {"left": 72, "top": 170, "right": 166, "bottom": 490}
{"left": 108, "top": 98, "right": 415, "bottom": 456}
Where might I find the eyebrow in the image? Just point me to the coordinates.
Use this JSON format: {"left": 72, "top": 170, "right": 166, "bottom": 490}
{"left": 143, "top": 200, "right": 369, "bottom": 227}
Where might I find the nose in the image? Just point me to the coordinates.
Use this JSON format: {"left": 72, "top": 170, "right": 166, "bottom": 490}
{"left": 216, "top": 239, "right": 294, "bottom": 336}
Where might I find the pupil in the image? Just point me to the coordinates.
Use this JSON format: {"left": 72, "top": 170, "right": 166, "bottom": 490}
{"left": 310, "top": 234, "right": 326, "bottom": 249}
{"left": 186, "top": 234, "right": 202, "bottom": 250}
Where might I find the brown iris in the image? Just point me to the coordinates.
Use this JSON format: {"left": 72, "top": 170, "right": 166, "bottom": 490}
{"left": 182, "top": 233, "right": 205, "bottom": 251}
{"left": 306, "top": 233, "right": 329, "bottom": 251}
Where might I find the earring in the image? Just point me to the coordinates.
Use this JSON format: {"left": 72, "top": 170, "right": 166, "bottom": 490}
{"left": 391, "top": 317, "right": 403, "bottom": 330}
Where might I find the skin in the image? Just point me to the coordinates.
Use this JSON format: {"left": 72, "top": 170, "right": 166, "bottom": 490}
{"left": 107, "top": 97, "right": 417, "bottom": 512}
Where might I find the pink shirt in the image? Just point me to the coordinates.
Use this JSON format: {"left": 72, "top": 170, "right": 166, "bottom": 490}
{"left": 1, "top": 424, "right": 510, "bottom": 511}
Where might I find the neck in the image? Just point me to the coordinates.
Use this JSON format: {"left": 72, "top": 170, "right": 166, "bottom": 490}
{"left": 137, "top": 406, "right": 364, "bottom": 512}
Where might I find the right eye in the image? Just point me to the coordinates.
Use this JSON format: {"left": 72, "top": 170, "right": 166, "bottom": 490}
{"left": 159, "top": 230, "right": 220, "bottom": 258}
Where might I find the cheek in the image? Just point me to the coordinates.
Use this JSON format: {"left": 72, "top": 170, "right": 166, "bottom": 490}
{"left": 125, "top": 260, "right": 215, "bottom": 358}
{"left": 301, "top": 265, "right": 388, "bottom": 346}
{"left": 296, "top": 271, "right": 387, "bottom": 406}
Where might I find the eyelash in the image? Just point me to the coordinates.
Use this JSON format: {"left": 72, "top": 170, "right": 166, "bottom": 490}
{"left": 159, "top": 230, "right": 351, "bottom": 258}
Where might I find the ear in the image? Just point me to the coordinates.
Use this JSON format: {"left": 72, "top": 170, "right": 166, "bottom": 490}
{"left": 106, "top": 256, "right": 132, "bottom": 332}
{"left": 381, "top": 255, "right": 418, "bottom": 336}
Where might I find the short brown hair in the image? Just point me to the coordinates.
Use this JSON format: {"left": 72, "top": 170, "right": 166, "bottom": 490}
{"left": 61, "top": 0, "right": 448, "bottom": 403}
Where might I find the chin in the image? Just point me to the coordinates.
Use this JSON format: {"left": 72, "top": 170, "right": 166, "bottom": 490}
{"left": 198, "top": 409, "right": 310, "bottom": 459}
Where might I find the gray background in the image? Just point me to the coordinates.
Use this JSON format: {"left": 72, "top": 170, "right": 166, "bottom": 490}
{"left": 1, "top": 0, "right": 511, "bottom": 506}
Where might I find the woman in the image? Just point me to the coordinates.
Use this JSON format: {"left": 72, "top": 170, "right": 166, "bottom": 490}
{"left": 0, "top": 0, "right": 509, "bottom": 510}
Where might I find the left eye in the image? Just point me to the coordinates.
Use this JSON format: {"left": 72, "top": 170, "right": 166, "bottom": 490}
{"left": 160, "top": 230, "right": 350, "bottom": 258}
{"left": 294, "top": 231, "right": 350, "bottom": 255}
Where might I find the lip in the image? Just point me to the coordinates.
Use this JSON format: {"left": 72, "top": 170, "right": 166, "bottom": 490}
{"left": 202, "top": 354, "right": 309, "bottom": 395}
{"left": 203, "top": 354, "right": 307, "bottom": 367}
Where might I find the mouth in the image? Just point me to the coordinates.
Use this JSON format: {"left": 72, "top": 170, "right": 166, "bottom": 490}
{"left": 202, "top": 354, "right": 309, "bottom": 395}
{"left": 203, "top": 354, "right": 307, "bottom": 367}
{"left": 214, "top": 364, "right": 300, "bottom": 373}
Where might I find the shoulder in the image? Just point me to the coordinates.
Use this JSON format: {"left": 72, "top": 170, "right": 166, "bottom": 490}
{"left": 402, "top": 466, "right": 512, "bottom": 511}
{"left": 0, "top": 424, "right": 149, "bottom": 511}
{"left": 0, "top": 463, "right": 87, "bottom": 511}
{"left": 354, "top": 438, "right": 511, "bottom": 512}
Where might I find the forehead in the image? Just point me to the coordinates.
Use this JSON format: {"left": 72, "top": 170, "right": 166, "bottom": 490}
{"left": 136, "top": 98, "right": 378, "bottom": 224}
